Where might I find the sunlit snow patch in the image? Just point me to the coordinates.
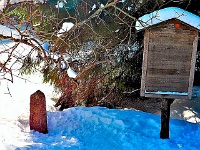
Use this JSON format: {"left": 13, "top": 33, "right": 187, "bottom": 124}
{"left": 92, "top": 4, "right": 96, "bottom": 10}
{"left": 67, "top": 67, "right": 77, "bottom": 78}
{"left": 56, "top": 2, "right": 64, "bottom": 8}
{"left": 57, "top": 22, "right": 74, "bottom": 37}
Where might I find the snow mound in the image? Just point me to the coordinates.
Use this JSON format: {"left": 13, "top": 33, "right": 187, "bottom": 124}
{"left": 3, "top": 106, "right": 199, "bottom": 150}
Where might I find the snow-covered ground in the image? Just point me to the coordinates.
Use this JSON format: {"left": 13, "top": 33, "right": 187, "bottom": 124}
{"left": 1, "top": 42, "right": 200, "bottom": 149}
{"left": 1, "top": 97, "right": 200, "bottom": 150}
{"left": 1, "top": 78, "right": 200, "bottom": 150}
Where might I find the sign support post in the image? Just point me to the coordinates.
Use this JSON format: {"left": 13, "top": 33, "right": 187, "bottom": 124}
{"left": 160, "top": 98, "right": 174, "bottom": 139}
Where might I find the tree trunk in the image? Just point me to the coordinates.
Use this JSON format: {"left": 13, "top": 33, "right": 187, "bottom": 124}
{"left": 160, "top": 98, "right": 174, "bottom": 139}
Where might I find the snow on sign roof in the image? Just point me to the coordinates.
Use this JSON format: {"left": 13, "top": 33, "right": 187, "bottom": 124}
{"left": 135, "top": 7, "right": 200, "bottom": 31}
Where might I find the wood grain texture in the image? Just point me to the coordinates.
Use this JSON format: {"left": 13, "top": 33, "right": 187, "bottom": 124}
{"left": 188, "top": 35, "right": 199, "bottom": 98}
{"left": 140, "top": 31, "right": 149, "bottom": 96}
{"left": 140, "top": 19, "right": 199, "bottom": 99}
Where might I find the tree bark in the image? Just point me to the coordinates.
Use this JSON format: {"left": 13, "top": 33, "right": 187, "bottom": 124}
{"left": 160, "top": 98, "right": 174, "bottom": 139}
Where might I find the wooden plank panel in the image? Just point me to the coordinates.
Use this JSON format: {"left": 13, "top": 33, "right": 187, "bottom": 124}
{"left": 149, "top": 32, "right": 196, "bottom": 40}
{"left": 148, "top": 55, "right": 191, "bottom": 63}
{"left": 146, "top": 74, "right": 189, "bottom": 80}
{"left": 149, "top": 37, "right": 194, "bottom": 48}
{"left": 149, "top": 41, "right": 193, "bottom": 48}
{"left": 144, "top": 93, "right": 188, "bottom": 99}
{"left": 148, "top": 52, "right": 191, "bottom": 58}
{"left": 145, "top": 80, "right": 189, "bottom": 87}
{"left": 150, "top": 44, "right": 193, "bottom": 50}
{"left": 148, "top": 40, "right": 193, "bottom": 50}
{"left": 149, "top": 32, "right": 194, "bottom": 38}
{"left": 148, "top": 50, "right": 192, "bottom": 58}
{"left": 145, "top": 82, "right": 189, "bottom": 89}
{"left": 140, "top": 19, "right": 199, "bottom": 99}
{"left": 147, "top": 61, "right": 191, "bottom": 67}
{"left": 145, "top": 75, "right": 189, "bottom": 92}
{"left": 146, "top": 75, "right": 189, "bottom": 85}
{"left": 147, "top": 54, "right": 191, "bottom": 63}
{"left": 150, "top": 27, "right": 196, "bottom": 35}
{"left": 145, "top": 84, "right": 188, "bottom": 92}
{"left": 147, "top": 68, "right": 190, "bottom": 76}
{"left": 147, "top": 62, "right": 191, "bottom": 70}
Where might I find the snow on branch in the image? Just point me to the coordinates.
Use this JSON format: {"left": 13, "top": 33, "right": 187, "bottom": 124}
{"left": 0, "top": 25, "right": 21, "bottom": 39}
{"left": 0, "top": 0, "right": 44, "bottom": 11}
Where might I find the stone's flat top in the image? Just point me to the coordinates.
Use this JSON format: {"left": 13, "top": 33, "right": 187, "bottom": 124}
{"left": 136, "top": 7, "right": 200, "bottom": 31}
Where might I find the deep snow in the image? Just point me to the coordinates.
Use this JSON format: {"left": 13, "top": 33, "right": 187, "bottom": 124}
{"left": 1, "top": 69, "right": 200, "bottom": 149}
{"left": 1, "top": 104, "right": 200, "bottom": 150}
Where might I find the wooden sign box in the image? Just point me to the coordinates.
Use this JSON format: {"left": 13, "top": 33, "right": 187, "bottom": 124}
{"left": 140, "top": 19, "right": 199, "bottom": 99}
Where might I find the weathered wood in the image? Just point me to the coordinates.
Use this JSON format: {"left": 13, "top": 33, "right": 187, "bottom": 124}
{"left": 147, "top": 68, "right": 189, "bottom": 76}
{"left": 146, "top": 75, "right": 189, "bottom": 92}
{"left": 188, "top": 36, "right": 199, "bottom": 98}
{"left": 140, "top": 18, "right": 198, "bottom": 99}
{"left": 145, "top": 93, "right": 187, "bottom": 99}
{"left": 146, "top": 76, "right": 189, "bottom": 83}
{"left": 160, "top": 99, "right": 174, "bottom": 139}
{"left": 149, "top": 19, "right": 198, "bottom": 34}
{"left": 147, "top": 62, "right": 191, "bottom": 70}
{"left": 145, "top": 86, "right": 188, "bottom": 93}
{"left": 140, "top": 30, "right": 149, "bottom": 96}
{"left": 149, "top": 38, "right": 195, "bottom": 47}
{"left": 148, "top": 51, "right": 191, "bottom": 60}
{"left": 30, "top": 90, "right": 48, "bottom": 134}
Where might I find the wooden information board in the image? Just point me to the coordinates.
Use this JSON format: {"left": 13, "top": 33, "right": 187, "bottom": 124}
{"left": 140, "top": 19, "right": 198, "bottom": 99}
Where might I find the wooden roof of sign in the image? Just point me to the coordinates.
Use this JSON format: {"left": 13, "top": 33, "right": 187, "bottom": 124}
{"left": 136, "top": 7, "right": 200, "bottom": 31}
